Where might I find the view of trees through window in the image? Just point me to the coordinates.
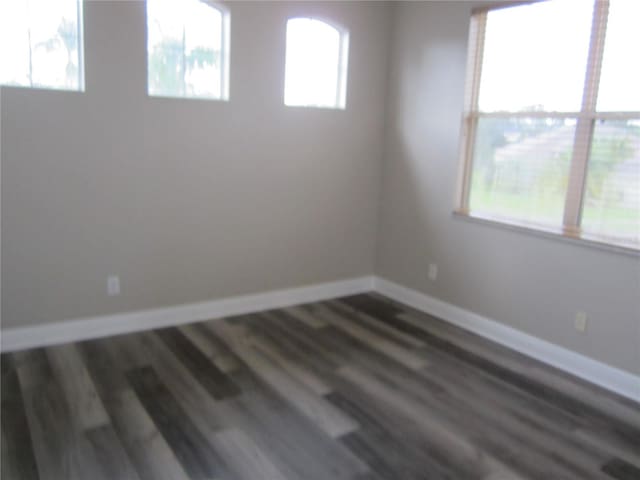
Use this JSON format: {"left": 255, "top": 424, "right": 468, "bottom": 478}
{"left": 0, "top": 0, "right": 83, "bottom": 90}
{"left": 469, "top": 118, "right": 576, "bottom": 227}
{"left": 582, "top": 120, "right": 640, "bottom": 239}
{"left": 463, "top": 0, "right": 639, "bottom": 249}
{"left": 469, "top": 118, "right": 640, "bottom": 240}
{"left": 147, "top": 0, "right": 226, "bottom": 100}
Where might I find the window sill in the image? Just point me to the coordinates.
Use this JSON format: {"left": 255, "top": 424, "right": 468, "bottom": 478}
{"left": 452, "top": 210, "right": 640, "bottom": 257}
{"left": 1, "top": 84, "right": 85, "bottom": 93}
{"left": 284, "top": 103, "right": 346, "bottom": 111}
{"left": 147, "top": 93, "right": 229, "bottom": 102}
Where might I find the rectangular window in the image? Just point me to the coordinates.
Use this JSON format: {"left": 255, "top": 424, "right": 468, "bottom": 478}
{"left": 146, "top": 0, "right": 229, "bottom": 101}
{"left": 457, "top": 0, "right": 640, "bottom": 251}
{"left": 0, "top": 0, "right": 84, "bottom": 91}
{"left": 284, "top": 18, "right": 349, "bottom": 109}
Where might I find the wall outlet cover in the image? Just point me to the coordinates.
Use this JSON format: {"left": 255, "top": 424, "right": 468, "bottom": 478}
{"left": 107, "top": 276, "right": 121, "bottom": 296}
{"left": 428, "top": 263, "right": 438, "bottom": 281}
{"left": 574, "top": 312, "right": 587, "bottom": 333}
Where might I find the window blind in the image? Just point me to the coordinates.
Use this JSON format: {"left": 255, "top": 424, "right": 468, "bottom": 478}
{"left": 458, "top": 0, "right": 640, "bottom": 250}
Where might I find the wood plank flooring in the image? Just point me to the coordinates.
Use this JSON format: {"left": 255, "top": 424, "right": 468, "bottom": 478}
{"left": 2, "top": 293, "right": 639, "bottom": 480}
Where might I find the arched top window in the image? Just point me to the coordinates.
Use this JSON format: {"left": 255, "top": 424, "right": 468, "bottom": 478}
{"left": 146, "top": 0, "right": 230, "bottom": 100}
{"left": 284, "top": 17, "right": 349, "bottom": 109}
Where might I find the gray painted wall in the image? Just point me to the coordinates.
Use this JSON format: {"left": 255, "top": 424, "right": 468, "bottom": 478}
{"left": 3, "top": 0, "right": 638, "bottom": 377}
{"left": 376, "top": 1, "right": 640, "bottom": 375}
{"left": 1, "top": 1, "right": 390, "bottom": 327}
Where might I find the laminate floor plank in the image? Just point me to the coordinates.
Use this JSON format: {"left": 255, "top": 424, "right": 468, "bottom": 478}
{"left": 418, "top": 353, "right": 614, "bottom": 471}
{"left": 209, "top": 319, "right": 359, "bottom": 438}
{"left": 377, "top": 292, "right": 640, "bottom": 425}
{"left": 84, "top": 425, "right": 141, "bottom": 480}
{"left": 45, "top": 344, "right": 110, "bottom": 431}
{"left": 328, "top": 392, "right": 461, "bottom": 480}
{"left": 126, "top": 330, "right": 362, "bottom": 480}
{"left": 251, "top": 303, "right": 634, "bottom": 475}
{"left": 245, "top": 312, "right": 345, "bottom": 374}
{"left": 378, "top": 363, "right": 610, "bottom": 479}
{"left": 126, "top": 366, "right": 229, "bottom": 480}
{"left": 328, "top": 300, "right": 426, "bottom": 349}
{"left": 337, "top": 364, "right": 527, "bottom": 480}
{"left": 140, "top": 325, "right": 369, "bottom": 480}
{"left": 361, "top": 298, "right": 640, "bottom": 451}
{"left": 179, "top": 324, "right": 240, "bottom": 374}
{"left": 325, "top": 374, "right": 480, "bottom": 480}
{"left": 227, "top": 389, "right": 371, "bottom": 480}
{"left": 283, "top": 305, "right": 329, "bottom": 328}
{"left": 208, "top": 428, "right": 290, "bottom": 480}
{"left": 250, "top": 335, "right": 333, "bottom": 395}
{"left": 155, "top": 327, "right": 241, "bottom": 400}
{"left": 78, "top": 340, "right": 192, "bottom": 480}
{"left": 2, "top": 293, "right": 639, "bottom": 480}
{"left": 310, "top": 301, "right": 427, "bottom": 370}
{"left": 601, "top": 458, "right": 640, "bottom": 480}
{"left": 397, "top": 310, "right": 640, "bottom": 431}
{"left": 16, "top": 349, "right": 112, "bottom": 480}
{"left": 1, "top": 354, "right": 40, "bottom": 480}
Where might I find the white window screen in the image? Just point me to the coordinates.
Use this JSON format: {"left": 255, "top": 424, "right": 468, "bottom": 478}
{"left": 147, "top": 0, "right": 229, "bottom": 100}
{"left": 0, "top": 0, "right": 84, "bottom": 91}
{"left": 458, "top": 0, "right": 640, "bottom": 250}
{"left": 284, "top": 18, "right": 349, "bottom": 109}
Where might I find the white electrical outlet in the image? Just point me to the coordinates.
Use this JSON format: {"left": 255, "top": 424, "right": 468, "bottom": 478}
{"left": 574, "top": 311, "right": 587, "bottom": 333}
{"left": 428, "top": 263, "right": 438, "bottom": 281}
{"left": 107, "top": 275, "right": 121, "bottom": 296}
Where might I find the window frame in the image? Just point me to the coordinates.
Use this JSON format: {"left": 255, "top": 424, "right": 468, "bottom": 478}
{"left": 145, "top": 0, "right": 230, "bottom": 101}
{"left": 283, "top": 16, "right": 350, "bottom": 110}
{"left": 455, "top": 0, "right": 640, "bottom": 253}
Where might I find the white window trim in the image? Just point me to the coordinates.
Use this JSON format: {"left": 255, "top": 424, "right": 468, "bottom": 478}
{"left": 284, "top": 16, "right": 350, "bottom": 110}
{"left": 205, "top": 0, "right": 230, "bottom": 101}
{"left": 455, "top": 0, "right": 640, "bottom": 253}
{"left": 76, "top": 0, "right": 85, "bottom": 91}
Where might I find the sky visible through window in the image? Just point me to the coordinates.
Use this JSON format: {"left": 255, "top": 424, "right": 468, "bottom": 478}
{"left": 284, "top": 18, "right": 347, "bottom": 109}
{"left": 597, "top": 0, "right": 640, "bottom": 111}
{"left": 469, "top": 0, "right": 639, "bottom": 246}
{"left": 479, "top": 0, "right": 639, "bottom": 114}
{"left": 0, "top": 0, "right": 82, "bottom": 90}
{"left": 479, "top": 0, "right": 592, "bottom": 112}
{"left": 147, "top": 0, "right": 224, "bottom": 99}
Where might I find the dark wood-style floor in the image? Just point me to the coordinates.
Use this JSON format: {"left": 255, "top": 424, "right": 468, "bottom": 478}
{"left": 2, "top": 294, "right": 640, "bottom": 480}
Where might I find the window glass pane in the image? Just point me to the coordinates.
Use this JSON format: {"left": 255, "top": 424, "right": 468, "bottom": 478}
{"left": 469, "top": 118, "right": 576, "bottom": 227}
{"left": 597, "top": 0, "right": 640, "bottom": 112}
{"left": 0, "top": 0, "right": 82, "bottom": 90}
{"left": 284, "top": 18, "right": 346, "bottom": 109}
{"left": 581, "top": 120, "right": 640, "bottom": 246}
{"left": 147, "top": 0, "right": 224, "bottom": 99}
{"left": 478, "top": 0, "right": 592, "bottom": 112}
{"left": 0, "top": 1, "right": 30, "bottom": 85}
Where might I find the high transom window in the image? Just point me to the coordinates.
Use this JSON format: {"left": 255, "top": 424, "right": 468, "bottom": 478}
{"left": 146, "top": 0, "right": 230, "bottom": 100}
{"left": 284, "top": 17, "right": 349, "bottom": 109}
{"left": 0, "top": 0, "right": 84, "bottom": 91}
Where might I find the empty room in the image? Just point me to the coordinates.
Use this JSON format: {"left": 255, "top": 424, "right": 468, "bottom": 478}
{"left": 1, "top": 0, "right": 639, "bottom": 479}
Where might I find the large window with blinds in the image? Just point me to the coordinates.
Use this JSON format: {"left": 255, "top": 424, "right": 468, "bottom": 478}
{"left": 457, "top": 0, "right": 639, "bottom": 251}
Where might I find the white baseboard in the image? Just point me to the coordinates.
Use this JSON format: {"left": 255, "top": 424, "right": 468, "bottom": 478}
{"left": 0, "top": 276, "right": 375, "bottom": 353}
{"left": 2, "top": 273, "right": 637, "bottom": 403}
{"left": 374, "top": 276, "right": 640, "bottom": 403}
